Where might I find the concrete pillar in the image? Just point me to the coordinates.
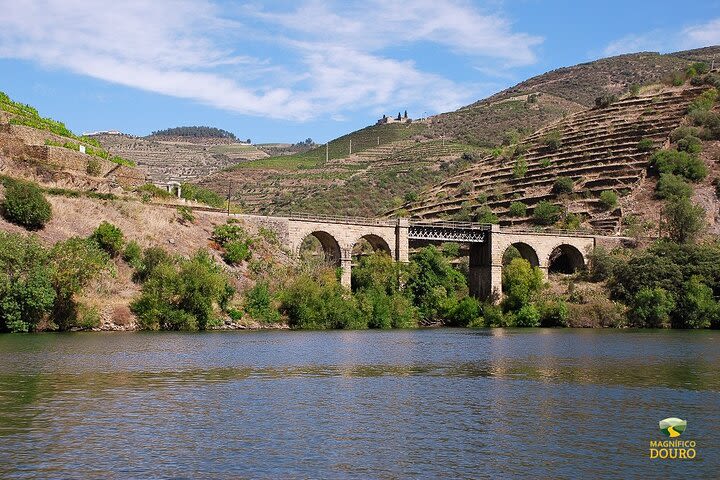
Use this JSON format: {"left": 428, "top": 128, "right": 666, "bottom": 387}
{"left": 395, "top": 218, "right": 410, "bottom": 262}
{"left": 469, "top": 225, "right": 502, "bottom": 301}
{"left": 340, "top": 255, "right": 352, "bottom": 289}
{"left": 176, "top": 185, "right": 182, "bottom": 198}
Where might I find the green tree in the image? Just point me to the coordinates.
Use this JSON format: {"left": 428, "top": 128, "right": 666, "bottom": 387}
{"left": 1, "top": 179, "right": 52, "bottom": 230}
{"left": 655, "top": 174, "right": 693, "bottom": 199}
{"left": 244, "top": 281, "right": 280, "bottom": 323}
{"left": 501, "top": 258, "right": 544, "bottom": 312}
{"left": 675, "top": 276, "right": 717, "bottom": 329}
{"left": 0, "top": 233, "right": 56, "bottom": 332}
{"left": 474, "top": 205, "right": 499, "bottom": 224}
{"left": 661, "top": 197, "right": 705, "bottom": 244}
{"left": 406, "top": 246, "right": 467, "bottom": 323}
{"left": 552, "top": 177, "right": 574, "bottom": 194}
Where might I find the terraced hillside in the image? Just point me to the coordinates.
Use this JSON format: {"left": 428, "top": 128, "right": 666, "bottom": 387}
{"left": 398, "top": 82, "right": 718, "bottom": 233}
{"left": 199, "top": 138, "right": 475, "bottom": 216}
{"left": 430, "top": 47, "right": 720, "bottom": 147}
{"left": 93, "top": 133, "right": 268, "bottom": 183}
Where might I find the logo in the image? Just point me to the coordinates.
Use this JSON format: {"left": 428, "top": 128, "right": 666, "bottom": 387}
{"left": 650, "top": 417, "right": 697, "bottom": 460}
{"left": 659, "top": 417, "right": 687, "bottom": 438}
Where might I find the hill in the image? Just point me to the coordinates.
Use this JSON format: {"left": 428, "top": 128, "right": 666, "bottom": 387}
{"left": 149, "top": 125, "right": 239, "bottom": 142}
{"left": 192, "top": 47, "right": 720, "bottom": 218}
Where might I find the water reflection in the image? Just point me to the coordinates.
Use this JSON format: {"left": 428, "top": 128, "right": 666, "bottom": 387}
{"left": 0, "top": 329, "right": 718, "bottom": 478}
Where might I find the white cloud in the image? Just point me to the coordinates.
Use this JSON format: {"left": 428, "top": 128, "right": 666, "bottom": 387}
{"left": 0, "top": 0, "right": 541, "bottom": 120}
{"left": 602, "top": 18, "right": 720, "bottom": 58}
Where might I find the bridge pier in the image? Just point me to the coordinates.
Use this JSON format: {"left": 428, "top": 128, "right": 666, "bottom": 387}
{"left": 340, "top": 254, "right": 352, "bottom": 289}
{"left": 469, "top": 225, "right": 502, "bottom": 300}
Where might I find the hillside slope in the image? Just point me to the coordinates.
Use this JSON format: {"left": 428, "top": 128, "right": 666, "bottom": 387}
{"left": 398, "top": 80, "right": 720, "bottom": 236}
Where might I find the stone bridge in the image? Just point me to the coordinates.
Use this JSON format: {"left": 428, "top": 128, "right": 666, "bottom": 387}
{"left": 241, "top": 213, "right": 597, "bottom": 300}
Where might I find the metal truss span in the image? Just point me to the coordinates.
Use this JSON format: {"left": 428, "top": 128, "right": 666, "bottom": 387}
{"left": 408, "top": 220, "right": 491, "bottom": 243}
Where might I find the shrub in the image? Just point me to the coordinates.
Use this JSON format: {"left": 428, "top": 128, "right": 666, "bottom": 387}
{"left": 628, "top": 287, "right": 675, "bottom": 328}
{"left": 542, "top": 130, "right": 562, "bottom": 151}
{"left": 655, "top": 174, "right": 693, "bottom": 199}
{"left": 515, "top": 304, "right": 541, "bottom": 327}
{"left": 136, "top": 183, "right": 173, "bottom": 201}
{"left": 90, "top": 221, "right": 124, "bottom": 257}
{"left": 661, "top": 197, "right": 705, "bottom": 244}
{"left": 445, "top": 296, "right": 482, "bottom": 327}
{"left": 598, "top": 190, "right": 618, "bottom": 210}
{"left": 539, "top": 158, "right": 552, "bottom": 168}
{"left": 123, "top": 240, "right": 143, "bottom": 269}
{"left": 587, "top": 246, "right": 617, "bottom": 282}
{"left": 177, "top": 206, "right": 195, "bottom": 224}
{"left": 1, "top": 179, "right": 52, "bottom": 229}
{"left": 180, "top": 183, "right": 224, "bottom": 208}
{"left": 629, "top": 84, "right": 641, "bottom": 96}
{"left": 594, "top": 94, "right": 617, "bottom": 108}
{"left": 87, "top": 158, "right": 102, "bottom": 176}
{"left": 212, "top": 222, "right": 247, "bottom": 246}
{"left": 538, "top": 299, "right": 569, "bottom": 327}
{"left": 224, "top": 240, "right": 251, "bottom": 264}
{"left": 512, "top": 157, "right": 528, "bottom": 178}
{"left": 688, "top": 87, "right": 717, "bottom": 114}
{"left": 637, "top": 138, "right": 655, "bottom": 152}
{"left": 501, "top": 258, "right": 544, "bottom": 312}
{"left": 0, "top": 232, "right": 56, "bottom": 332}
{"left": 676, "top": 135, "right": 702, "bottom": 154}
{"left": 674, "top": 276, "right": 717, "bottom": 329}
{"left": 508, "top": 201, "right": 527, "bottom": 217}
{"left": 532, "top": 201, "right": 562, "bottom": 225}
{"left": 406, "top": 246, "right": 467, "bottom": 323}
{"left": 670, "top": 126, "right": 702, "bottom": 143}
{"left": 131, "top": 250, "right": 234, "bottom": 330}
{"left": 403, "top": 192, "right": 418, "bottom": 203}
{"left": 356, "top": 288, "right": 417, "bottom": 329}
{"left": 458, "top": 181, "right": 473, "bottom": 194}
{"left": 474, "top": 205, "right": 499, "bottom": 224}
{"left": 651, "top": 149, "right": 707, "bottom": 182}
{"left": 552, "top": 177, "right": 574, "bottom": 194}
{"left": 244, "top": 282, "right": 280, "bottom": 323}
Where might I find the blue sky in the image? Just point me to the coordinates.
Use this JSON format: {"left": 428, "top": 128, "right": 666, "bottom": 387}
{"left": 1, "top": 1, "right": 719, "bottom": 143}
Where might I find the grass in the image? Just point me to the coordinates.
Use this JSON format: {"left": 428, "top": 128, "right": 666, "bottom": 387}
{"left": 230, "top": 122, "right": 429, "bottom": 170}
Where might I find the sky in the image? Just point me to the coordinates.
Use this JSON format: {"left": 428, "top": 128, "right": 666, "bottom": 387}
{"left": 1, "top": 1, "right": 719, "bottom": 143}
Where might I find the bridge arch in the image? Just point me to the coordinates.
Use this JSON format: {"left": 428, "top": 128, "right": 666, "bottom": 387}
{"left": 351, "top": 233, "right": 392, "bottom": 258}
{"left": 548, "top": 244, "right": 585, "bottom": 274}
{"left": 298, "top": 230, "right": 342, "bottom": 267}
{"left": 503, "top": 242, "right": 540, "bottom": 267}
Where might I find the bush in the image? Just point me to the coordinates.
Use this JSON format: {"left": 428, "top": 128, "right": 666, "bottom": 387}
{"left": 661, "top": 197, "right": 705, "bottom": 244}
{"left": 87, "top": 158, "right": 102, "bottom": 176}
{"left": 676, "top": 135, "right": 702, "bottom": 154}
{"left": 594, "top": 94, "right": 617, "bottom": 108}
{"left": 356, "top": 288, "right": 417, "bottom": 329}
{"left": 244, "top": 282, "right": 281, "bottom": 323}
{"left": 598, "top": 190, "right": 618, "bottom": 210}
{"left": 637, "top": 138, "right": 655, "bottom": 152}
{"left": 123, "top": 240, "right": 143, "bottom": 269}
{"left": 1, "top": 179, "right": 52, "bottom": 229}
{"left": 552, "top": 177, "right": 574, "bottom": 194}
{"left": 177, "top": 206, "right": 195, "bottom": 224}
{"left": 515, "top": 304, "right": 541, "bottom": 327}
{"left": 542, "top": 130, "right": 562, "bottom": 151}
{"left": 406, "top": 246, "right": 467, "bottom": 323}
{"left": 655, "top": 174, "right": 693, "bottom": 199}
{"left": 474, "top": 205, "right": 499, "bottom": 224}
{"left": 90, "top": 221, "right": 124, "bottom": 257}
{"left": 539, "top": 158, "right": 552, "bottom": 168}
{"left": 131, "top": 250, "right": 234, "bottom": 330}
{"left": 628, "top": 287, "right": 675, "bottom": 328}
{"left": 445, "top": 296, "right": 482, "bottom": 327}
{"left": 688, "top": 87, "right": 717, "bottom": 114}
{"left": 212, "top": 222, "right": 248, "bottom": 246}
{"left": 224, "top": 240, "right": 251, "bottom": 264}
{"left": 508, "top": 201, "right": 527, "bottom": 217}
{"left": 532, "top": 201, "right": 562, "bottom": 225}
{"left": 0, "top": 232, "right": 56, "bottom": 332}
{"left": 180, "top": 183, "right": 224, "bottom": 208}
{"left": 501, "top": 258, "right": 544, "bottom": 312}
{"left": 587, "top": 246, "right": 617, "bottom": 282}
{"left": 651, "top": 149, "right": 707, "bottom": 182}
{"left": 538, "top": 299, "right": 569, "bottom": 327}
{"left": 512, "top": 157, "right": 528, "bottom": 178}
{"left": 674, "top": 276, "right": 717, "bottom": 329}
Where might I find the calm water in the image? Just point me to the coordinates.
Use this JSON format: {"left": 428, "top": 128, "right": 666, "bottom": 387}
{"left": 0, "top": 329, "right": 718, "bottom": 479}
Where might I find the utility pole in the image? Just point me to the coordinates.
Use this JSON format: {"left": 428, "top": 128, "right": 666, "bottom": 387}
{"left": 377, "top": 136, "right": 380, "bottom": 146}
{"left": 349, "top": 139, "right": 352, "bottom": 155}
{"left": 326, "top": 142, "right": 329, "bottom": 162}
{"left": 226, "top": 181, "right": 232, "bottom": 216}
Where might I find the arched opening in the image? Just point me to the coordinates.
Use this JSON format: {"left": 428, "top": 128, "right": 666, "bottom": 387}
{"left": 548, "top": 244, "right": 584, "bottom": 274}
{"left": 502, "top": 242, "right": 539, "bottom": 267}
{"left": 299, "top": 231, "right": 342, "bottom": 267}
{"left": 351, "top": 234, "right": 392, "bottom": 259}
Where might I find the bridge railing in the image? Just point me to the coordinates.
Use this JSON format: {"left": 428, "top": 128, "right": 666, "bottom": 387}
{"left": 408, "top": 220, "right": 493, "bottom": 230}
{"left": 289, "top": 212, "right": 398, "bottom": 226}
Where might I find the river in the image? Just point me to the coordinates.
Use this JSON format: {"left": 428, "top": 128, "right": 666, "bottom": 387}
{"left": 0, "top": 329, "right": 718, "bottom": 478}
